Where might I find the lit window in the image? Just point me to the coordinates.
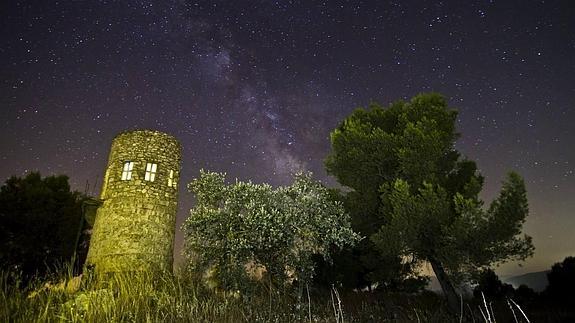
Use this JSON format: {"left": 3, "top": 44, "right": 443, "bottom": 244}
{"left": 145, "top": 163, "right": 157, "bottom": 182}
{"left": 168, "top": 170, "right": 177, "bottom": 188}
{"left": 121, "top": 161, "right": 134, "bottom": 180}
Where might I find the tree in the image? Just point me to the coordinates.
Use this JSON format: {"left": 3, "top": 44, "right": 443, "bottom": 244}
{"left": 312, "top": 189, "right": 423, "bottom": 291}
{"left": 545, "top": 256, "right": 575, "bottom": 306}
{"left": 325, "top": 93, "right": 534, "bottom": 313}
{"left": 473, "top": 268, "right": 515, "bottom": 299}
{"left": 182, "top": 170, "right": 360, "bottom": 292}
{"left": 0, "top": 172, "right": 86, "bottom": 281}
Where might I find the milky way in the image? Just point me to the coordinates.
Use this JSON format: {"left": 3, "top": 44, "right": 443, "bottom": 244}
{"left": 1, "top": 0, "right": 574, "bottom": 274}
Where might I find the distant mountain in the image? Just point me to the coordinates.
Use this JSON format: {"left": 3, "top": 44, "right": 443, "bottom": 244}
{"left": 426, "top": 270, "right": 550, "bottom": 293}
{"left": 503, "top": 270, "right": 550, "bottom": 292}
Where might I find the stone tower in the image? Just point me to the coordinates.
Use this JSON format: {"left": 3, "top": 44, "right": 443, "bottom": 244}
{"left": 86, "top": 130, "right": 181, "bottom": 273}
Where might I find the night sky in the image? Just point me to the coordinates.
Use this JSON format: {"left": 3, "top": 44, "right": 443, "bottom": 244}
{"left": 1, "top": 0, "right": 574, "bottom": 276}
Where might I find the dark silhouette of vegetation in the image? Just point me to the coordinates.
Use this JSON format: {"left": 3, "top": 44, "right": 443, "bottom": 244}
{"left": 514, "top": 284, "right": 538, "bottom": 305}
{"left": 0, "top": 172, "right": 87, "bottom": 282}
{"left": 472, "top": 269, "right": 538, "bottom": 309}
{"left": 473, "top": 268, "right": 515, "bottom": 299}
{"left": 325, "top": 92, "right": 534, "bottom": 314}
{"left": 545, "top": 256, "right": 575, "bottom": 307}
{"left": 468, "top": 264, "right": 575, "bottom": 321}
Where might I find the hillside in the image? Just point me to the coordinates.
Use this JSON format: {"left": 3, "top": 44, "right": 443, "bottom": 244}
{"left": 503, "top": 270, "right": 550, "bottom": 292}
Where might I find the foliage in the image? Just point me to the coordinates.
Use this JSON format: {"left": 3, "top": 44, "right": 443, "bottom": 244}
{"left": 182, "top": 170, "right": 360, "bottom": 292}
{"left": 322, "top": 93, "right": 468, "bottom": 290}
{"left": 373, "top": 172, "right": 533, "bottom": 280}
{"left": 545, "top": 256, "right": 575, "bottom": 306}
{"left": 473, "top": 269, "right": 515, "bottom": 299}
{"left": 313, "top": 189, "right": 423, "bottom": 291}
{"left": 0, "top": 172, "right": 87, "bottom": 281}
{"left": 325, "top": 92, "right": 534, "bottom": 313}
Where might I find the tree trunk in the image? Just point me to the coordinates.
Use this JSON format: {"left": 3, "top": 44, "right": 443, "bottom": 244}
{"left": 429, "top": 257, "right": 460, "bottom": 315}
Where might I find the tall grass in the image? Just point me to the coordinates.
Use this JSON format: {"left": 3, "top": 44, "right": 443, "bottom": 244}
{"left": 2, "top": 268, "right": 258, "bottom": 322}
{"left": 2, "top": 267, "right": 345, "bottom": 322}
{"left": 0, "top": 267, "right": 549, "bottom": 322}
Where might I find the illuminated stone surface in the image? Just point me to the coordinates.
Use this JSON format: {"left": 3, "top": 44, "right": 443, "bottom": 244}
{"left": 86, "top": 130, "right": 181, "bottom": 273}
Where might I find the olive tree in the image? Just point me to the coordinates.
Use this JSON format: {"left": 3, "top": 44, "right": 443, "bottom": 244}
{"left": 182, "top": 170, "right": 360, "bottom": 292}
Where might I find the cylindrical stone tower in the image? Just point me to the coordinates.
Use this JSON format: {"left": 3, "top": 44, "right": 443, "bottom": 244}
{"left": 86, "top": 130, "right": 181, "bottom": 273}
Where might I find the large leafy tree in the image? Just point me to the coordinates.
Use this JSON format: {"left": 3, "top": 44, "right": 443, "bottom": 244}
{"left": 326, "top": 92, "right": 534, "bottom": 313}
{"left": 182, "top": 170, "right": 359, "bottom": 292}
{"left": 0, "top": 172, "right": 86, "bottom": 280}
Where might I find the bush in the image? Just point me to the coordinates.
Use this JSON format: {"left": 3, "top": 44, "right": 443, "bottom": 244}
{"left": 182, "top": 170, "right": 360, "bottom": 293}
{"left": 545, "top": 256, "right": 575, "bottom": 307}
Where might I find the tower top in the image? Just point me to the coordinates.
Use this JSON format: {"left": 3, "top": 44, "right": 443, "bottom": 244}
{"left": 113, "top": 129, "right": 181, "bottom": 146}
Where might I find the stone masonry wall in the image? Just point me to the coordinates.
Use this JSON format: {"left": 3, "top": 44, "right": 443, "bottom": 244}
{"left": 86, "top": 130, "right": 181, "bottom": 273}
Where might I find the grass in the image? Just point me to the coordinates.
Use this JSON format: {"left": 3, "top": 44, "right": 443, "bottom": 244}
{"left": 2, "top": 269, "right": 252, "bottom": 322}
{"left": 0, "top": 268, "right": 568, "bottom": 322}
